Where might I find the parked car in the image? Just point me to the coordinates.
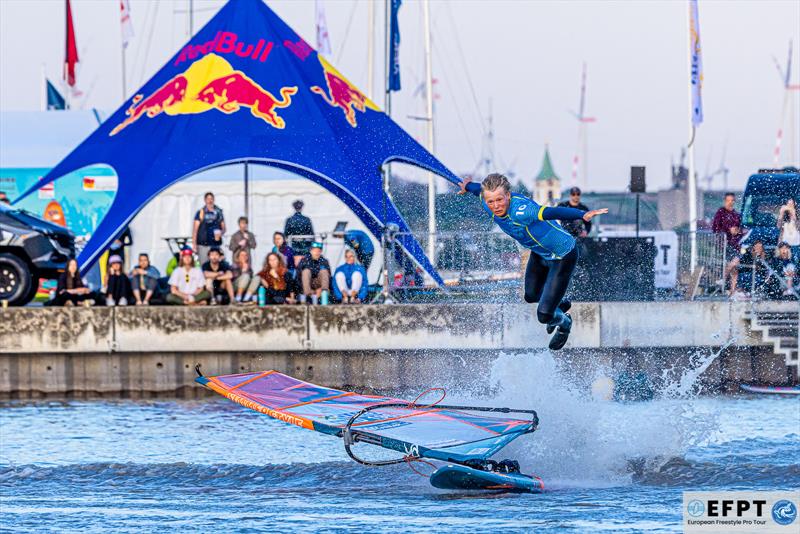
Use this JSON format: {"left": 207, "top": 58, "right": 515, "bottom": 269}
{"left": 739, "top": 167, "right": 799, "bottom": 253}
{"left": 0, "top": 203, "right": 76, "bottom": 305}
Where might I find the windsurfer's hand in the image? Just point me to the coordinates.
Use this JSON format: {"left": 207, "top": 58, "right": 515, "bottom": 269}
{"left": 583, "top": 208, "right": 608, "bottom": 222}
{"left": 458, "top": 178, "right": 472, "bottom": 195}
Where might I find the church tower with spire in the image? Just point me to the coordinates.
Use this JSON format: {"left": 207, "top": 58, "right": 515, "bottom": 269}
{"left": 534, "top": 145, "right": 561, "bottom": 206}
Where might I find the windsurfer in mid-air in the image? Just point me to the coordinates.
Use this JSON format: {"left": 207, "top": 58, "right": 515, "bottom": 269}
{"left": 459, "top": 173, "right": 607, "bottom": 350}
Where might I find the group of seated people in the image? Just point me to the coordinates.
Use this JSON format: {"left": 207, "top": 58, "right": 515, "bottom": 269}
{"left": 50, "top": 229, "right": 372, "bottom": 307}
{"left": 737, "top": 240, "right": 797, "bottom": 299}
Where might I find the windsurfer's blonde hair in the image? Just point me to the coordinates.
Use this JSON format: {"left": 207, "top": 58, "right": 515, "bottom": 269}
{"left": 481, "top": 173, "right": 511, "bottom": 194}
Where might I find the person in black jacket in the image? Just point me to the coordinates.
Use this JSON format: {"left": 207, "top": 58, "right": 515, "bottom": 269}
{"left": 284, "top": 200, "right": 314, "bottom": 266}
{"left": 557, "top": 187, "right": 592, "bottom": 238}
{"left": 105, "top": 255, "right": 133, "bottom": 306}
{"left": 297, "top": 241, "right": 330, "bottom": 304}
{"left": 51, "top": 258, "right": 92, "bottom": 306}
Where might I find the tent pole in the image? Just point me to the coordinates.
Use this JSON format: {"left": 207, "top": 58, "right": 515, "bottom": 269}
{"left": 423, "top": 0, "right": 436, "bottom": 269}
{"left": 367, "top": 0, "right": 375, "bottom": 100}
{"left": 244, "top": 161, "right": 250, "bottom": 221}
{"left": 381, "top": 0, "right": 392, "bottom": 302}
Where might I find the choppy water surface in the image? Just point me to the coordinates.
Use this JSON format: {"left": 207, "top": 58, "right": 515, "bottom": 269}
{"left": 1, "top": 352, "right": 798, "bottom": 533}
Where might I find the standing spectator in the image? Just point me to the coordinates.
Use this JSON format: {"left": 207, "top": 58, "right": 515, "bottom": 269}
{"left": 557, "top": 187, "right": 592, "bottom": 238}
{"left": 166, "top": 248, "right": 211, "bottom": 305}
{"left": 105, "top": 255, "right": 132, "bottom": 306}
{"left": 778, "top": 198, "right": 799, "bottom": 252}
{"left": 711, "top": 192, "right": 743, "bottom": 295}
{"left": 106, "top": 227, "right": 132, "bottom": 272}
{"left": 258, "top": 252, "right": 296, "bottom": 304}
{"left": 232, "top": 249, "right": 261, "bottom": 304}
{"left": 297, "top": 241, "right": 330, "bottom": 304}
{"left": 202, "top": 247, "right": 235, "bottom": 305}
{"left": 50, "top": 258, "right": 92, "bottom": 306}
{"left": 773, "top": 241, "right": 797, "bottom": 298}
{"left": 284, "top": 200, "right": 314, "bottom": 266}
{"left": 344, "top": 229, "right": 375, "bottom": 269}
{"left": 192, "top": 192, "right": 226, "bottom": 265}
{"left": 129, "top": 253, "right": 160, "bottom": 305}
{"left": 228, "top": 216, "right": 256, "bottom": 261}
{"left": 333, "top": 249, "right": 368, "bottom": 303}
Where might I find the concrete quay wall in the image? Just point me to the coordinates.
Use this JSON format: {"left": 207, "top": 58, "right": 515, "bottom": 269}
{"left": 0, "top": 302, "right": 791, "bottom": 397}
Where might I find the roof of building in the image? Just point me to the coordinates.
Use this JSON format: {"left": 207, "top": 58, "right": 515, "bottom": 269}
{"left": 535, "top": 146, "right": 560, "bottom": 182}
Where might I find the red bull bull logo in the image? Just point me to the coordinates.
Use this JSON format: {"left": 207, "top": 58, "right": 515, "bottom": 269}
{"left": 311, "top": 55, "right": 379, "bottom": 128}
{"left": 110, "top": 54, "right": 296, "bottom": 136}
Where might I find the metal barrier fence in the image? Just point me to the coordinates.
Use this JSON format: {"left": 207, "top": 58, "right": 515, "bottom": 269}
{"left": 676, "top": 231, "right": 727, "bottom": 297}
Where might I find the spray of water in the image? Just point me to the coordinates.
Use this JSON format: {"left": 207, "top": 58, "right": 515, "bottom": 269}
{"left": 475, "top": 351, "right": 721, "bottom": 489}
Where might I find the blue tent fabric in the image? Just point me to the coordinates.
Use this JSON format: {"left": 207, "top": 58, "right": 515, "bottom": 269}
{"left": 14, "top": 0, "right": 459, "bottom": 283}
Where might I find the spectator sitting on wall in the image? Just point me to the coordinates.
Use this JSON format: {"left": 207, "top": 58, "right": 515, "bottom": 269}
{"left": 129, "top": 253, "right": 160, "bottom": 305}
{"left": 232, "top": 249, "right": 261, "bottom": 304}
{"left": 192, "top": 191, "right": 226, "bottom": 265}
{"left": 50, "top": 258, "right": 92, "bottom": 306}
{"left": 297, "top": 241, "right": 330, "bottom": 304}
{"left": 105, "top": 255, "right": 133, "bottom": 306}
{"left": 344, "top": 229, "right": 375, "bottom": 269}
{"left": 202, "top": 247, "right": 235, "bottom": 305}
{"left": 272, "top": 231, "right": 296, "bottom": 274}
{"left": 229, "top": 216, "right": 256, "bottom": 261}
{"left": 711, "top": 192, "right": 743, "bottom": 296}
{"left": 773, "top": 241, "right": 797, "bottom": 298}
{"left": 778, "top": 198, "right": 799, "bottom": 252}
{"left": 284, "top": 200, "right": 314, "bottom": 266}
{"left": 557, "top": 187, "right": 592, "bottom": 238}
{"left": 167, "top": 248, "right": 211, "bottom": 305}
{"left": 258, "top": 252, "right": 296, "bottom": 304}
{"left": 333, "top": 249, "right": 368, "bottom": 304}
{"left": 738, "top": 240, "right": 770, "bottom": 297}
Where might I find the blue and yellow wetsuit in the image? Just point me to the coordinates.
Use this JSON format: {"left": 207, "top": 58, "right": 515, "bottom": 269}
{"left": 465, "top": 183, "right": 586, "bottom": 325}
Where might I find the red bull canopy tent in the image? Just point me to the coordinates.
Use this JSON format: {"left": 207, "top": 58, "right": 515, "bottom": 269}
{"left": 14, "top": 0, "right": 460, "bottom": 283}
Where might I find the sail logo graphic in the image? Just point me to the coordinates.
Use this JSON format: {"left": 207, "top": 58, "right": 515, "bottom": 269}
{"left": 311, "top": 55, "right": 379, "bottom": 127}
{"left": 110, "top": 53, "right": 297, "bottom": 136}
{"left": 403, "top": 443, "right": 420, "bottom": 458}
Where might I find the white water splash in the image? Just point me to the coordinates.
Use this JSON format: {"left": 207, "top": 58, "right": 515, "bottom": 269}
{"left": 477, "top": 351, "right": 720, "bottom": 489}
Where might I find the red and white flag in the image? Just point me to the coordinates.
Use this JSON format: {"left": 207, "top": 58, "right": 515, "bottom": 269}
{"left": 120, "top": 0, "right": 134, "bottom": 48}
{"left": 64, "top": 0, "right": 79, "bottom": 88}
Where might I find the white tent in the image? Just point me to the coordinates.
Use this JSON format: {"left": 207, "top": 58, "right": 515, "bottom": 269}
{"left": 130, "top": 175, "right": 381, "bottom": 282}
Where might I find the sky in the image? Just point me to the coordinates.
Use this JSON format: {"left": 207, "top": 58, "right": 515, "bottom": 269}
{"left": 1, "top": 0, "right": 799, "bottom": 193}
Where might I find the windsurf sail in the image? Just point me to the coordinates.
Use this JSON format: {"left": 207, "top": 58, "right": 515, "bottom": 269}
{"left": 196, "top": 368, "right": 538, "bottom": 465}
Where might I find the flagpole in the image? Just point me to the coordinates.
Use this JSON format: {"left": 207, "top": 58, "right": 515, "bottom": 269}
{"left": 121, "top": 47, "right": 127, "bottom": 101}
{"left": 367, "top": 0, "right": 375, "bottom": 100}
{"left": 381, "top": 0, "right": 392, "bottom": 302}
{"left": 41, "top": 64, "right": 47, "bottom": 111}
{"left": 422, "top": 0, "right": 436, "bottom": 267}
{"left": 687, "top": 1, "right": 698, "bottom": 274}
{"left": 383, "top": 0, "right": 392, "bottom": 200}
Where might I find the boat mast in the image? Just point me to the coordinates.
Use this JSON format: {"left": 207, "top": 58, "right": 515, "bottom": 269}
{"left": 423, "top": 0, "right": 436, "bottom": 266}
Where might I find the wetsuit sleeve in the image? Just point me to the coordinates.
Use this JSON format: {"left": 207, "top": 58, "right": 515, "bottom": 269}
{"left": 540, "top": 206, "right": 586, "bottom": 221}
{"left": 464, "top": 182, "right": 482, "bottom": 197}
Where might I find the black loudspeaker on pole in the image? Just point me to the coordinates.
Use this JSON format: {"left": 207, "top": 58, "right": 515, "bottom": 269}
{"left": 630, "top": 166, "right": 646, "bottom": 237}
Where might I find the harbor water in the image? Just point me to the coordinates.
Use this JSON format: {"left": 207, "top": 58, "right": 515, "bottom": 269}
{"left": 1, "top": 352, "right": 798, "bottom": 533}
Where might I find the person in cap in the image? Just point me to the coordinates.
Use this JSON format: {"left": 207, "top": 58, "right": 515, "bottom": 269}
{"left": 458, "top": 173, "right": 607, "bottom": 350}
{"left": 557, "top": 187, "right": 592, "bottom": 238}
{"left": 297, "top": 241, "right": 331, "bottom": 304}
{"left": 166, "top": 248, "right": 211, "bottom": 305}
{"left": 202, "top": 246, "right": 235, "bottom": 305}
{"left": 284, "top": 199, "right": 314, "bottom": 266}
{"left": 105, "top": 254, "right": 133, "bottom": 306}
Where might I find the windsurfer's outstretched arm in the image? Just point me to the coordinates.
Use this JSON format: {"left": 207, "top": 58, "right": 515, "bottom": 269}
{"left": 458, "top": 178, "right": 482, "bottom": 197}
{"left": 540, "top": 206, "right": 608, "bottom": 221}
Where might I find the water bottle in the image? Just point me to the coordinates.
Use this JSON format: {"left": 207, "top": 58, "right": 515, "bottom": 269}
{"left": 320, "top": 289, "right": 329, "bottom": 305}
{"left": 257, "top": 286, "right": 266, "bottom": 307}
